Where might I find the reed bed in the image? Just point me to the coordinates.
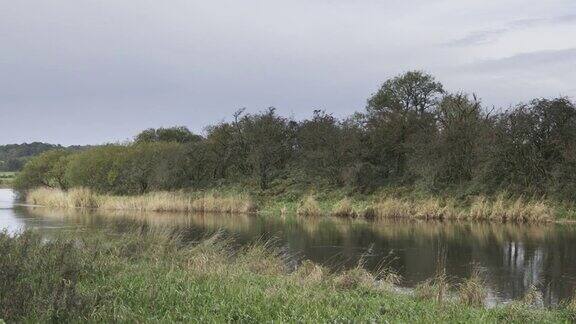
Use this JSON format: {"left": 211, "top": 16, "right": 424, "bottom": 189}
{"left": 369, "top": 197, "right": 461, "bottom": 220}
{"left": 367, "top": 195, "right": 553, "bottom": 222}
{"left": 469, "top": 195, "right": 553, "bottom": 222}
{"left": 26, "top": 187, "right": 556, "bottom": 222}
{"left": 25, "top": 187, "right": 257, "bottom": 214}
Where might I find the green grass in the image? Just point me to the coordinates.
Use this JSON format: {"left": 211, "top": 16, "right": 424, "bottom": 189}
{"left": 1, "top": 225, "right": 575, "bottom": 322}
{"left": 0, "top": 172, "right": 16, "bottom": 188}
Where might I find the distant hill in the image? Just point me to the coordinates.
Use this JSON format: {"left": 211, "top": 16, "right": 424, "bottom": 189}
{"left": 0, "top": 142, "right": 90, "bottom": 172}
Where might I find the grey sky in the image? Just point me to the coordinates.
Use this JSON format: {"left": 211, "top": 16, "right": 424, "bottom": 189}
{"left": 1, "top": 0, "right": 575, "bottom": 145}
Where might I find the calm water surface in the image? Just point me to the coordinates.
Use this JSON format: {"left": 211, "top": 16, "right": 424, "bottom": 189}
{"left": 2, "top": 189, "right": 576, "bottom": 306}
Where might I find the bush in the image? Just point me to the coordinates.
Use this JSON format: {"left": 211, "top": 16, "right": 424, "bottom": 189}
{"left": 0, "top": 231, "right": 91, "bottom": 322}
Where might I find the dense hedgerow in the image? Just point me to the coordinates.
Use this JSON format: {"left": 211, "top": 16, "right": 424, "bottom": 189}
{"left": 14, "top": 71, "right": 576, "bottom": 202}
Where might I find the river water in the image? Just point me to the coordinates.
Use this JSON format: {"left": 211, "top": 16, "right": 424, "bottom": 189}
{"left": 2, "top": 188, "right": 576, "bottom": 306}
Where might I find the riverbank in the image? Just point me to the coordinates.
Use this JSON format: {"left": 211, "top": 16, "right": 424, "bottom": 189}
{"left": 1, "top": 225, "right": 575, "bottom": 322}
{"left": 23, "top": 187, "right": 576, "bottom": 222}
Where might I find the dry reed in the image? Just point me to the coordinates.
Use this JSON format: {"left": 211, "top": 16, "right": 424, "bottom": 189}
{"left": 458, "top": 267, "right": 487, "bottom": 307}
{"left": 297, "top": 195, "right": 322, "bottom": 216}
{"left": 369, "top": 195, "right": 553, "bottom": 223}
{"left": 26, "top": 187, "right": 257, "bottom": 214}
{"left": 331, "top": 197, "right": 357, "bottom": 218}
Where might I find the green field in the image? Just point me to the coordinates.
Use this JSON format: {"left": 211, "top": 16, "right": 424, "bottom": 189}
{"left": 0, "top": 172, "right": 16, "bottom": 188}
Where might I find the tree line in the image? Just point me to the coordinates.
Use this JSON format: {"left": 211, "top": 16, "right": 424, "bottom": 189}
{"left": 0, "top": 142, "right": 89, "bottom": 172}
{"left": 15, "top": 71, "right": 576, "bottom": 200}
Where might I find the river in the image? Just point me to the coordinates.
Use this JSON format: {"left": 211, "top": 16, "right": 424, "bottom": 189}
{"left": 1, "top": 188, "right": 576, "bottom": 306}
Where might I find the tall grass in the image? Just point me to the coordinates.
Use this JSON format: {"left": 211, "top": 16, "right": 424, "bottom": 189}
{"left": 458, "top": 267, "right": 487, "bottom": 307}
{"left": 25, "top": 187, "right": 257, "bottom": 214}
{"left": 469, "top": 195, "right": 553, "bottom": 222}
{"left": 1, "top": 227, "right": 573, "bottom": 322}
{"left": 415, "top": 268, "right": 450, "bottom": 303}
{"left": 331, "top": 197, "right": 358, "bottom": 218}
{"left": 25, "top": 187, "right": 556, "bottom": 222}
{"left": 297, "top": 194, "right": 322, "bottom": 216}
{"left": 0, "top": 231, "right": 90, "bottom": 322}
{"left": 368, "top": 195, "right": 553, "bottom": 222}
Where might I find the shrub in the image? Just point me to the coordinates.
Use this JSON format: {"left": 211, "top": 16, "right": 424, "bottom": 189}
{"left": 0, "top": 231, "right": 91, "bottom": 322}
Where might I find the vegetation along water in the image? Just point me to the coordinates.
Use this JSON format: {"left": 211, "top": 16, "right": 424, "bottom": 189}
{"left": 3, "top": 189, "right": 576, "bottom": 322}
{"left": 5, "top": 71, "right": 576, "bottom": 322}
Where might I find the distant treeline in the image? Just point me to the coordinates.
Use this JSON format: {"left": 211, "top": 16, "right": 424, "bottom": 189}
{"left": 0, "top": 142, "right": 89, "bottom": 172}
{"left": 14, "top": 71, "right": 576, "bottom": 200}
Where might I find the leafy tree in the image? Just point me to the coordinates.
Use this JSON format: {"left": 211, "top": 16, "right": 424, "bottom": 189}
{"left": 417, "top": 93, "right": 490, "bottom": 188}
{"left": 135, "top": 126, "right": 202, "bottom": 144}
{"left": 365, "top": 71, "right": 443, "bottom": 181}
{"left": 0, "top": 142, "right": 64, "bottom": 172}
{"left": 240, "top": 108, "right": 295, "bottom": 190}
{"left": 13, "top": 150, "right": 72, "bottom": 190}
{"left": 367, "top": 70, "right": 444, "bottom": 115}
{"left": 204, "top": 114, "right": 250, "bottom": 181}
{"left": 65, "top": 145, "right": 129, "bottom": 194}
{"left": 296, "top": 110, "right": 362, "bottom": 185}
{"left": 481, "top": 98, "right": 576, "bottom": 195}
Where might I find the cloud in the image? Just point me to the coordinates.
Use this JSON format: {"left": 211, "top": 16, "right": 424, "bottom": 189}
{"left": 0, "top": 0, "right": 575, "bottom": 145}
{"left": 461, "top": 48, "right": 576, "bottom": 72}
{"left": 445, "top": 29, "right": 508, "bottom": 47}
{"left": 446, "top": 14, "right": 576, "bottom": 47}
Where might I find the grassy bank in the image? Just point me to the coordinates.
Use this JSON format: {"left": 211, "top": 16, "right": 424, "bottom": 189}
{"left": 24, "top": 187, "right": 573, "bottom": 222}
{"left": 0, "top": 172, "right": 15, "bottom": 188}
{"left": 1, "top": 226, "right": 575, "bottom": 322}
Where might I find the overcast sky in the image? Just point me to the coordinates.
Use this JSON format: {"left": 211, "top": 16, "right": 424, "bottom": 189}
{"left": 1, "top": 0, "right": 576, "bottom": 145}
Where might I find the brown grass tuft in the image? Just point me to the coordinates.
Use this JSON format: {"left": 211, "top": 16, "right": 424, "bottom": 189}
{"left": 333, "top": 267, "right": 375, "bottom": 290}
{"left": 458, "top": 267, "right": 487, "bottom": 307}
{"left": 522, "top": 285, "right": 543, "bottom": 307}
{"left": 331, "top": 198, "right": 357, "bottom": 218}
{"left": 297, "top": 195, "right": 322, "bottom": 217}
{"left": 292, "top": 260, "right": 325, "bottom": 285}
{"left": 415, "top": 268, "right": 450, "bottom": 303}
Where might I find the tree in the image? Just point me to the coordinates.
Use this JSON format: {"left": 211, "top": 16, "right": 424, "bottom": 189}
{"left": 422, "top": 93, "right": 489, "bottom": 188}
{"left": 135, "top": 126, "right": 202, "bottom": 144}
{"left": 65, "top": 145, "right": 129, "bottom": 194}
{"left": 365, "top": 71, "right": 444, "bottom": 180}
{"left": 241, "top": 108, "right": 295, "bottom": 190}
{"left": 296, "top": 110, "right": 363, "bottom": 185}
{"left": 367, "top": 70, "right": 444, "bottom": 115}
{"left": 204, "top": 117, "right": 249, "bottom": 181}
{"left": 13, "top": 150, "right": 72, "bottom": 190}
{"left": 481, "top": 98, "right": 576, "bottom": 195}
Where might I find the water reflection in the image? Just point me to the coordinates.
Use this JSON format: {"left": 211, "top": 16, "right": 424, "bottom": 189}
{"left": 2, "top": 189, "right": 576, "bottom": 305}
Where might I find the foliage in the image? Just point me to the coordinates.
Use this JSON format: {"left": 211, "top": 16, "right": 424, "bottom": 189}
{"left": 13, "top": 71, "right": 576, "bottom": 202}
{"left": 134, "top": 126, "right": 202, "bottom": 144}
{"left": 13, "top": 150, "right": 72, "bottom": 190}
{"left": 0, "top": 231, "right": 90, "bottom": 322}
{"left": 0, "top": 142, "right": 87, "bottom": 172}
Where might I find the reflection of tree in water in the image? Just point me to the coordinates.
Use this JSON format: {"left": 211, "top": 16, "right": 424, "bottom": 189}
{"left": 20, "top": 205, "right": 576, "bottom": 305}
